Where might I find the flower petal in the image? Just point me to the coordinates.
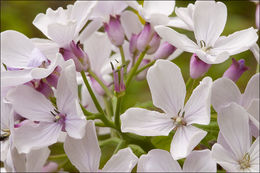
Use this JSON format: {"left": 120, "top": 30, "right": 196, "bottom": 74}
{"left": 174, "top": 4, "right": 195, "bottom": 30}
{"left": 143, "top": 1, "right": 175, "bottom": 17}
{"left": 26, "top": 147, "right": 50, "bottom": 172}
{"left": 183, "top": 149, "right": 216, "bottom": 172}
{"left": 211, "top": 77, "right": 241, "bottom": 112}
{"left": 102, "top": 148, "right": 138, "bottom": 172}
{"left": 64, "top": 121, "right": 100, "bottom": 172}
{"left": 1, "top": 70, "right": 33, "bottom": 87}
{"left": 170, "top": 125, "right": 207, "bottom": 160}
{"left": 7, "top": 85, "right": 54, "bottom": 122}
{"left": 121, "top": 108, "right": 174, "bottom": 136}
{"left": 247, "top": 99, "right": 259, "bottom": 137}
{"left": 218, "top": 103, "right": 250, "bottom": 160}
{"left": 184, "top": 77, "right": 212, "bottom": 125}
{"left": 167, "top": 17, "right": 192, "bottom": 31}
{"left": 250, "top": 43, "right": 259, "bottom": 64}
{"left": 195, "top": 49, "right": 230, "bottom": 64}
{"left": 193, "top": 1, "right": 227, "bottom": 47}
{"left": 137, "top": 149, "right": 182, "bottom": 172}
{"left": 248, "top": 137, "right": 259, "bottom": 172}
{"left": 147, "top": 59, "right": 186, "bottom": 115}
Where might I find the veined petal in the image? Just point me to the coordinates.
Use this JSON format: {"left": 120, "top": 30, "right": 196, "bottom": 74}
{"left": 184, "top": 77, "right": 212, "bottom": 125}
{"left": 174, "top": 4, "right": 195, "bottom": 31}
{"left": 183, "top": 149, "right": 216, "bottom": 172}
{"left": 211, "top": 77, "right": 241, "bottom": 112}
{"left": 121, "top": 108, "right": 174, "bottom": 136}
{"left": 155, "top": 26, "right": 199, "bottom": 53}
{"left": 1, "top": 70, "right": 33, "bottom": 87}
{"left": 211, "top": 144, "right": 240, "bottom": 172}
{"left": 195, "top": 49, "right": 230, "bottom": 64}
{"left": 143, "top": 1, "right": 175, "bottom": 17}
{"left": 170, "top": 125, "right": 207, "bottom": 160}
{"left": 218, "top": 103, "right": 251, "bottom": 160}
{"left": 193, "top": 1, "right": 227, "bottom": 47}
{"left": 248, "top": 137, "right": 259, "bottom": 172}
{"left": 26, "top": 147, "right": 50, "bottom": 172}
{"left": 102, "top": 148, "right": 138, "bottom": 172}
{"left": 147, "top": 59, "right": 186, "bottom": 115}
{"left": 217, "top": 132, "right": 234, "bottom": 154}
{"left": 7, "top": 85, "right": 54, "bottom": 122}
{"left": 137, "top": 149, "right": 182, "bottom": 172}
{"left": 213, "top": 27, "right": 258, "bottom": 56}
{"left": 64, "top": 121, "right": 100, "bottom": 172}
{"left": 13, "top": 121, "right": 61, "bottom": 153}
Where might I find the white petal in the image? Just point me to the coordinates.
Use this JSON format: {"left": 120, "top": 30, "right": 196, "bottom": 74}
{"left": 147, "top": 59, "right": 186, "bottom": 115}
{"left": 248, "top": 137, "right": 259, "bottom": 171}
{"left": 1, "top": 30, "right": 35, "bottom": 68}
{"left": 174, "top": 4, "right": 195, "bottom": 30}
{"left": 167, "top": 17, "right": 192, "bottom": 31}
{"left": 13, "top": 121, "right": 61, "bottom": 153}
{"left": 102, "top": 148, "right": 138, "bottom": 172}
{"left": 120, "top": 11, "right": 142, "bottom": 40}
{"left": 121, "top": 108, "right": 174, "bottom": 136}
{"left": 137, "top": 149, "right": 182, "bottom": 172}
{"left": 7, "top": 85, "right": 54, "bottom": 122}
{"left": 167, "top": 48, "right": 184, "bottom": 61}
{"left": 211, "top": 77, "right": 241, "bottom": 112}
{"left": 250, "top": 43, "right": 259, "bottom": 64}
{"left": 155, "top": 26, "right": 199, "bottom": 53}
{"left": 170, "top": 125, "right": 207, "bottom": 160}
{"left": 242, "top": 73, "right": 260, "bottom": 108}
{"left": 183, "top": 149, "right": 216, "bottom": 172}
{"left": 193, "top": 1, "right": 227, "bottom": 47}
{"left": 1, "top": 70, "right": 33, "bottom": 87}
{"left": 218, "top": 103, "right": 250, "bottom": 160}
{"left": 211, "top": 144, "right": 240, "bottom": 172}
{"left": 213, "top": 27, "right": 258, "bottom": 56}
{"left": 143, "top": 1, "right": 175, "bottom": 17}
{"left": 247, "top": 99, "right": 259, "bottom": 137}
{"left": 195, "top": 49, "right": 230, "bottom": 64}
{"left": 26, "top": 147, "right": 50, "bottom": 172}
{"left": 64, "top": 121, "right": 100, "bottom": 172}
{"left": 217, "top": 132, "right": 233, "bottom": 154}
{"left": 184, "top": 77, "right": 212, "bottom": 125}
{"left": 9, "top": 147, "right": 26, "bottom": 172}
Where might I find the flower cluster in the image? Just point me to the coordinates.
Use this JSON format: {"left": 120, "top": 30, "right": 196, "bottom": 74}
{"left": 1, "top": 1, "right": 259, "bottom": 172}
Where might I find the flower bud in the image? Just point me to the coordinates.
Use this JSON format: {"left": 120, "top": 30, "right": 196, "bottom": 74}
{"left": 90, "top": 77, "right": 105, "bottom": 96}
{"left": 147, "top": 33, "right": 161, "bottom": 55}
{"left": 190, "top": 54, "right": 211, "bottom": 79}
{"left": 223, "top": 58, "right": 248, "bottom": 82}
{"left": 104, "top": 15, "right": 125, "bottom": 47}
{"left": 137, "top": 22, "right": 154, "bottom": 52}
{"left": 129, "top": 33, "right": 139, "bottom": 55}
{"left": 153, "top": 42, "right": 176, "bottom": 60}
{"left": 111, "top": 62, "right": 125, "bottom": 96}
{"left": 136, "top": 59, "right": 151, "bottom": 81}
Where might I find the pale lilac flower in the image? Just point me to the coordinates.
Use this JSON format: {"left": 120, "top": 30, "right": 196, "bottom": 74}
{"left": 64, "top": 120, "right": 138, "bottom": 172}
{"left": 137, "top": 149, "right": 216, "bottom": 172}
{"left": 155, "top": 1, "right": 258, "bottom": 64}
{"left": 189, "top": 53, "right": 211, "bottom": 79}
{"left": 7, "top": 60, "right": 86, "bottom": 153}
{"left": 212, "top": 103, "right": 259, "bottom": 172}
{"left": 121, "top": 60, "right": 212, "bottom": 160}
{"left": 212, "top": 73, "right": 259, "bottom": 137}
{"left": 223, "top": 58, "right": 248, "bottom": 82}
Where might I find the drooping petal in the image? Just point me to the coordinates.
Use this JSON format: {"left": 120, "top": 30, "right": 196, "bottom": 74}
{"left": 137, "top": 149, "right": 182, "bottom": 172}
{"left": 211, "top": 77, "right": 241, "bottom": 112}
{"left": 26, "top": 147, "right": 50, "bottom": 172}
{"left": 183, "top": 149, "right": 216, "bottom": 172}
{"left": 147, "top": 59, "right": 186, "bottom": 115}
{"left": 218, "top": 103, "right": 250, "bottom": 160}
{"left": 143, "top": 1, "right": 175, "bottom": 17}
{"left": 1, "top": 70, "right": 33, "bottom": 87}
{"left": 13, "top": 121, "right": 61, "bottom": 153}
{"left": 7, "top": 85, "right": 54, "bottom": 122}
{"left": 155, "top": 26, "right": 199, "bottom": 53}
{"left": 170, "top": 125, "right": 207, "bottom": 160}
{"left": 102, "top": 148, "right": 138, "bottom": 172}
{"left": 241, "top": 73, "right": 260, "bottom": 108}
{"left": 121, "top": 108, "right": 174, "bottom": 136}
{"left": 184, "top": 77, "right": 212, "bottom": 125}
{"left": 211, "top": 144, "right": 240, "bottom": 172}
{"left": 64, "top": 121, "right": 100, "bottom": 172}
{"left": 193, "top": 1, "right": 227, "bottom": 47}
{"left": 248, "top": 137, "right": 259, "bottom": 172}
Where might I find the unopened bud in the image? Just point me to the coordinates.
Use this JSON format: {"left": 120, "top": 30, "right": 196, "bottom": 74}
{"left": 153, "top": 42, "right": 176, "bottom": 60}
{"left": 136, "top": 59, "right": 151, "bottom": 81}
{"left": 147, "top": 33, "right": 160, "bottom": 55}
{"left": 223, "top": 58, "right": 248, "bottom": 82}
{"left": 129, "top": 33, "right": 139, "bottom": 55}
{"left": 104, "top": 15, "right": 125, "bottom": 47}
{"left": 90, "top": 77, "right": 105, "bottom": 96}
{"left": 111, "top": 62, "right": 125, "bottom": 96}
{"left": 190, "top": 54, "right": 211, "bottom": 79}
{"left": 137, "top": 22, "right": 154, "bottom": 52}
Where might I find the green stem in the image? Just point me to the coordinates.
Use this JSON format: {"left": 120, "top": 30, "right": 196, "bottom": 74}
{"left": 80, "top": 103, "right": 94, "bottom": 116}
{"left": 135, "top": 60, "right": 156, "bottom": 75}
{"left": 115, "top": 97, "right": 122, "bottom": 131}
{"left": 88, "top": 70, "right": 113, "bottom": 98}
{"left": 126, "top": 48, "right": 148, "bottom": 87}
{"left": 113, "top": 140, "right": 126, "bottom": 154}
{"left": 185, "top": 77, "right": 192, "bottom": 88}
{"left": 119, "top": 46, "right": 126, "bottom": 74}
{"left": 48, "top": 154, "right": 67, "bottom": 159}
{"left": 256, "top": 63, "right": 259, "bottom": 74}
{"left": 104, "top": 97, "right": 113, "bottom": 118}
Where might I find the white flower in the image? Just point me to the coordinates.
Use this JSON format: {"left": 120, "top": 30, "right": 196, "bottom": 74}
{"left": 212, "top": 103, "right": 259, "bottom": 172}
{"left": 212, "top": 73, "right": 259, "bottom": 137}
{"left": 155, "top": 1, "right": 258, "bottom": 64}
{"left": 121, "top": 59, "right": 212, "bottom": 160}
{"left": 64, "top": 120, "right": 138, "bottom": 172}
{"left": 137, "top": 149, "right": 216, "bottom": 172}
{"left": 7, "top": 60, "right": 86, "bottom": 153}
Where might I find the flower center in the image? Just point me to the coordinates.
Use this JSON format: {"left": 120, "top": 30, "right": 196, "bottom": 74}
{"left": 200, "top": 40, "right": 212, "bottom": 53}
{"left": 50, "top": 109, "right": 66, "bottom": 131}
{"left": 239, "top": 153, "right": 250, "bottom": 170}
{"left": 0, "top": 129, "right": 10, "bottom": 142}
{"left": 172, "top": 116, "right": 186, "bottom": 127}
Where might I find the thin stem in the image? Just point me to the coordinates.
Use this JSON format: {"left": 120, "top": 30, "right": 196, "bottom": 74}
{"left": 48, "top": 154, "right": 67, "bottom": 159}
{"left": 126, "top": 48, "right": 148, "bottom": 87}
{"left": 113, "top": 140, "right": 126, "bottom": 154}
{"left": 115, "top": 97, "right": 122, "bottom": 131}
{"left": 256, "top": 63, "right": 259, "bottom": 74}
{"left": 88, "top": 70, "right": 113, "bottom": 98}
{"left": 80, "top": 103, "right": 94, "bottom": 116}
{"left": 136, "top": 60, "right": 155, "bottom": 75}
{"left": 104, "top": 97, "right": 113, "bottom": 118}
{"left": 119, "top": 46, "right": 126, "bottom": 74}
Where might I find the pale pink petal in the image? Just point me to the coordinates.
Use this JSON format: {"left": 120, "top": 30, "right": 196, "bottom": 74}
{"left": 174, "top": 4, "right": 195, "bottom": 30}
{"left": 248, "top": 137, "right": 259, "bottom": 172}
{"left": 26, "top": 147, "right": 50, "bottom": 172}
{"left": 1, "top": 70, "right": 33, "bottom": 87}
{"left": 242, "top": 73, "right": 259, "bottom": 108}
{"left": 143, "top": 1, "right": 175, "bottom": 17}
{"left": 247, "top": 99, "right": 259, "bottom": 137}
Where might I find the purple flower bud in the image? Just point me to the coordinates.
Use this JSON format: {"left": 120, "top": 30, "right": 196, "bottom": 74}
{"left": 147, "top": 33, "right": 161, "bottom": 54}
{"left": 136, "top": 59, "right": 151, "bottom": 81}
{"left": 111, "top": 63, "right": 125, "bottom": 94}
{"left": 190, "top": 54, "right": 211, "bottom": 79}
{"left": 104, "top": 15, "right": 125, "bottom": 47}
{"left": 45, "top": 66, "right": 61, "bottom": 88}
{"left": 223, "top": 58, "right": 248, "bottom": 82}
{"left": 137, "top": 22, "right": 154, "bottom": 52}
{"left": 129, "top": 33, "right": 139, "bottom": 55}
{"left": 153, "top": 42, "right": 176, "bottom": 60}
{"left": 90, "top": 77, "right": 105, "bottom": 96}
{"left": 256, "top": 4, "right": 259, "bottom": 29}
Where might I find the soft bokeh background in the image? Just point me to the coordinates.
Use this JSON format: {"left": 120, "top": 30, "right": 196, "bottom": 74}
{"left": 1, "top": 0, "right": 259, "bottom": 171}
